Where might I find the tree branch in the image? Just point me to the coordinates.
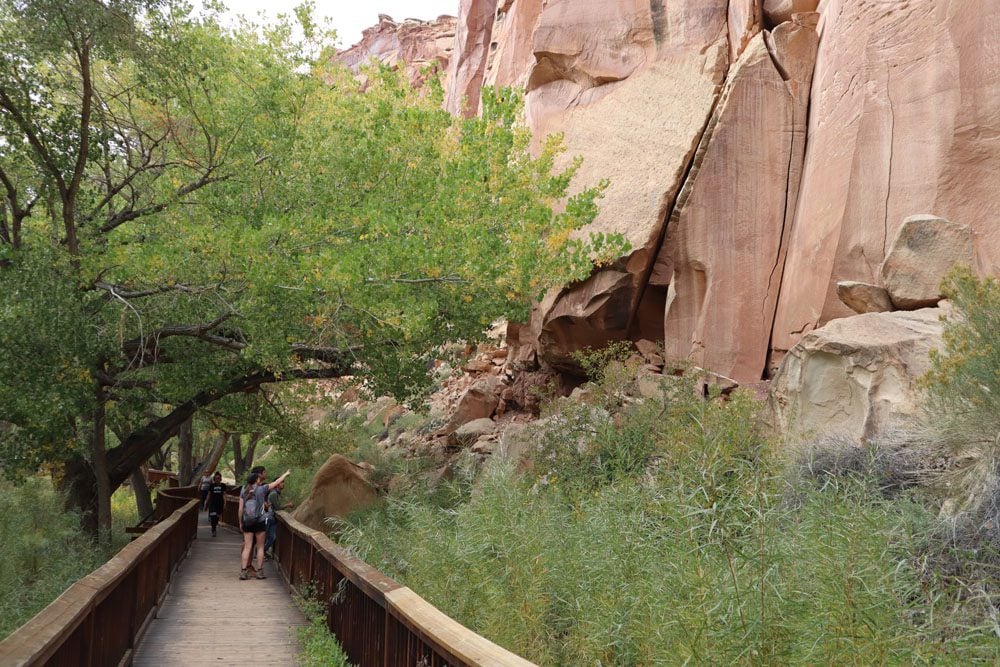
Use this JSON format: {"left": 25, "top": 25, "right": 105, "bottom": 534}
{"left": 99, "top": 171, "right": 229, "bottom": 233}
{"left": 106, "top": 366, "right": 353, "bottom": 486}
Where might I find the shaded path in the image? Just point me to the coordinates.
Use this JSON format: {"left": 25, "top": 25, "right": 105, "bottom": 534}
{"left": 133, "top": 513, "right": 305, "bottom": 666}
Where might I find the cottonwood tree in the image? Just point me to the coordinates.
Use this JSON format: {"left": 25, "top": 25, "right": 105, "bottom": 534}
{"left": 0, "top": 1, "right": 623, "bottom": 541}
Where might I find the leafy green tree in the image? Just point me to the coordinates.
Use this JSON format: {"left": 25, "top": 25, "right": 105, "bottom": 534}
{"left": 0, "top": 0, "right": 625, "bottom": 540}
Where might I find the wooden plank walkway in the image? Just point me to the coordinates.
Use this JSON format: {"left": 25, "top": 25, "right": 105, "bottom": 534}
{"left": 133, "top": 512, "right": 305, "bottom": 666}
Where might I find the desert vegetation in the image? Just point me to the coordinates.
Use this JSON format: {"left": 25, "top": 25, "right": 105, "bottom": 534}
{"left": 296, "top": 273, "right": 1000, "bottom": 664}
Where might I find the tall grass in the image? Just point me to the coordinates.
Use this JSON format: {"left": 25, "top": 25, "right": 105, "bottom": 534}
{"left": 332, "top": 379, "right": 999, "bottom": 664}
{"left": 0, "top": 478, "right": 140, "bottom": 640}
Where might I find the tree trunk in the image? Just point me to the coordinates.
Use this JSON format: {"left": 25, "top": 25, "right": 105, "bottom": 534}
{"left": 232, "top": 433, "right": 244, "bottom": 482}
{"left": 92, "top": 394, "right": 112, "bottom": 547}
{"left": 131, "top": 467, "right": 154, "bottom": 519}
{"left": 192, "top": 431, "right": 227, "bottom": 481}
{"left": 233, "top": 431, "right": 262, "bottom": 483}
{"left": 178, "top": 417, "right": 194, "bottom": 485}
{"left": 60, "top": 454, "right": 98, "bottom": 536}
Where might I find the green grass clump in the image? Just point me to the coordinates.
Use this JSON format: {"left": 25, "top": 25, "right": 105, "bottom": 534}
{"left": 295, "top": 587, "right": 353, "bottom": 667}
{"left": 333, "top": 375, "right": 999, "bottom": 664}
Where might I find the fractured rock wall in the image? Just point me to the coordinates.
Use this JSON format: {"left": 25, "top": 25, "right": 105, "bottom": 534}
{"left": 525, "top": 0, "right": 731, "bottom": 371}
{"left": 771, "top": 0, "right": 1000, "bottom": 353}
{"left": 660, "top": 15, "right": 818, "bottom": 383}
{"left": 344, "top": 0, "right": 1000, "bottom": 385}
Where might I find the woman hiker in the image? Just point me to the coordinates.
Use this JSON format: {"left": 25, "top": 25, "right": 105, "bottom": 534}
{"left": 239, "top": 468, "right": 291, "bottom": 580}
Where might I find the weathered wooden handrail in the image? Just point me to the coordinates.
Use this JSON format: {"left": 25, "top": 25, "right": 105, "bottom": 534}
{"left": 0, "top": 487, "right": 199, "bottom": 666}
{"left": 272, "top": 509, "right": 536, "bottom": 667}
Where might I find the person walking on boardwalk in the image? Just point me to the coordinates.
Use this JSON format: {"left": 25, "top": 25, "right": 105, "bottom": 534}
{"left": 198, "top": 470, "right": 213, "bottom": 510}
{"left": 239, "top": 468, "right": 291, "bottom": 580}
{"left": 263, "top": 480, "right": 285, "bottom": 560}
{"left": 206, "top": 472, "right": 227, "bottom": 537}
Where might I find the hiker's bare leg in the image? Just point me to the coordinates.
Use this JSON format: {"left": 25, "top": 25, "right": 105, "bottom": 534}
{"left": 241, "top": 531, "right": 254, "bottom": 569}
{"left": 254, "top": 531, "right": 266, "bottom": 570}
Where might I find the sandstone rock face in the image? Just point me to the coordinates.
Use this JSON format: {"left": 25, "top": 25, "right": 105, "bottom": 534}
{"left": 772, "top": 1, "right": 1000, "bottom": 353}
{"left": 660, "top": 17, "right": 818, "bottom": 384}
{"left": 344, "top": 0, "right": 1000, "bottom": 396}
{"left": 880, "top": 215, "right": 974, "bottom": 309}
{"left": 526, "top": 0, "right": 731, "bottom": 371}
{"left": 292, "top": 454, "right": 377, "bottom": 532}
{"left": 728, "top": 0, "right": 762, "bottom": 60}
{"left": 484, "top": 0, "right": 544, "bottom": 89}
{"left": 836, "top": 281, "right": 893, "bottom": 314}
{"left": 444, "top": 0, "right": 495, "bottom": 116}
{"left": 768, "top": 308, "right": 944, "bottom": 443}
{"left": 338, "top": 14, "right": 456, "bottom": 87}
{"left": 763, "top": 0, "right": 819, "bottom": 26}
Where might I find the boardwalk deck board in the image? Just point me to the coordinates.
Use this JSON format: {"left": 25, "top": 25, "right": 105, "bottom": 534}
{"left": 132, "top": 514, "right": 305, "bottom": 666}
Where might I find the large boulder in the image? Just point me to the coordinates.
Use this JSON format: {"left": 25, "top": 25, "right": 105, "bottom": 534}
{"left": 292, "top": 455, "right": 378, "bottom": 532}
{"left": 660, "top": 17, "right": 819, "bottom": 383}
{"left": 880, "top": 215, "right": 974, "bottom": 309}
{"left": 767, "top": 308, "right": 944, "bottom": 443}
{"left": 446, "top": 374, "right": 500, "bottom": 429}
{"left": 762, "top": 0, "right": 819, "bottom": 26}
{"left": 771, "top": 1, "right": 1000, "bottom": 354}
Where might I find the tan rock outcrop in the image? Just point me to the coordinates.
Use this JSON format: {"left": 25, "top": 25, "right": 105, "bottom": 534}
{"left": 771, "top": 1, "right": 1000, "bottom": 354}
{"left": 338, "top": 14, "right": 457, "bottom": 87}
{"left": 484, "top": 0, "right": 544, "bottom": 89}
{"left": 660, "top": 17, "right": 818, "bottom": 384}
{"left": 526, "top": 0, "right": 731, "bottom": 371}
{"left": 762, "top": 0, "right": 819, "bottom": 26}
{"left": 728, "top": 0, "right": 762, "bottom": 60}
{"left": 445, "top": 0, "right": 496, "bottom": 116}
{"left": 836, "top": 281, "right": 893, "bottom": 314}
{"left": 292, "top": 455, "right": 377, "bottom": 532}
{"left": 880, "top": 215, "right": 974, "bottom": 309}
{"left": 767, "top": 308, "right": 944, "bottom": 443}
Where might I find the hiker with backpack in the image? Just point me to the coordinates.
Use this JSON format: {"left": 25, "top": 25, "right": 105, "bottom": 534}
{"left": 239, "top": 468, "right": 291, "bottom": 580}
{"left": 206, "top": 471, "right": 226, "bottom": 537}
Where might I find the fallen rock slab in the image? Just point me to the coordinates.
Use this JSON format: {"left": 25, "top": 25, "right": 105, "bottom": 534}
{"left": 768, "top": 308, "right": 945, "bottom": 444}
{"left": 836, "top": 281, "right": 894, "bottom": 314}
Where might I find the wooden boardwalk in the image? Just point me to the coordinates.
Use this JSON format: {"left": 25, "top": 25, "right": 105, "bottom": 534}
{"left": 132, "top": 512, "right": 305, "bottom": 666}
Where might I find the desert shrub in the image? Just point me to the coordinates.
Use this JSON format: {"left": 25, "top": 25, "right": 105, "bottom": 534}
{"left": 922, "top": 268, "right": 1000, "bottom": 512}
{"left": 334, "top": 368, "right": 998, "bottom": 664}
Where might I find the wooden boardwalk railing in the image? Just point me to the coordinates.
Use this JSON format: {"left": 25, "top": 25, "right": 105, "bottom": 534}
{"left": 1, "top": 483, "right": 536, "bottom": 667}
{"left": 0, "top": 487, "right": 198, "bottom": 666}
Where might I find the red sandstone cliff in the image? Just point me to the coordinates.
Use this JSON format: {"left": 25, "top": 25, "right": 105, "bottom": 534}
{"left": 341, "top": 0, "right": 1000, "bottom": 385}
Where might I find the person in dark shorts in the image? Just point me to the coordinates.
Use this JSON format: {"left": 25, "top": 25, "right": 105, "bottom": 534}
{"left": 239, "top": 468, "right": 291, "bottom": 580}
{"left": 206, "top": 472, "right": 226, "bottom": 537}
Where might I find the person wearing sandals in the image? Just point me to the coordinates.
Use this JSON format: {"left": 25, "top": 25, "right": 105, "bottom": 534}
{"left": 239, "top": 468, "right": 291, "bottom": 580}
